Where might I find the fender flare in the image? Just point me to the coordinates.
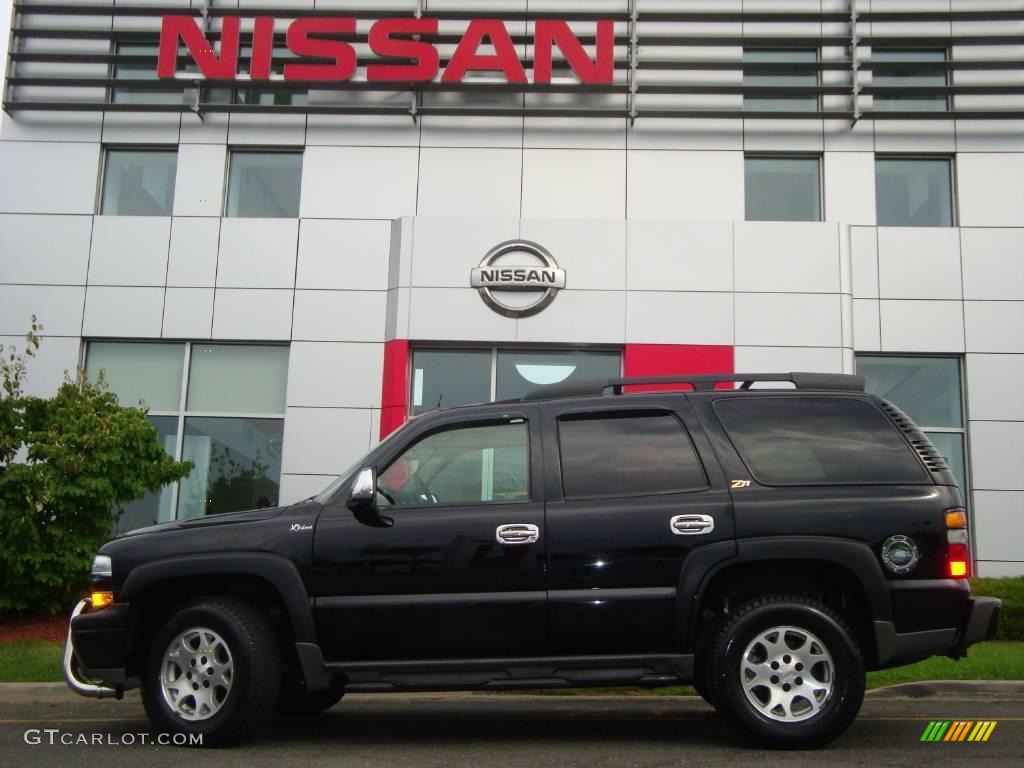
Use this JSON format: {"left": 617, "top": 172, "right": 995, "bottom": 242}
{"left": 119, "top": 552, "right": 317, "bottom": 644}
{"left": 677, "top": 536, "right": 892, "bottom": 649}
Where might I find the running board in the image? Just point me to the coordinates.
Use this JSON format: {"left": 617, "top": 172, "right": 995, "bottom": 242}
{"left": 323, "top": 653, "right": 694, "bottom": 692}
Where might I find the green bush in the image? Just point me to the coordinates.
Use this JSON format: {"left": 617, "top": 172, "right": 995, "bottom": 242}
{"left": 971, "top": 577, "right": 1024, "bottom": 642}
{"left": 0, "top": 320, "right": 192, "bottom": 615}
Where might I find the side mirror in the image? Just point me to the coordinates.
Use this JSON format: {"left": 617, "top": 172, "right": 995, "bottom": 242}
{"left": 346, "top": 468, "right": 392, "bottom": 527}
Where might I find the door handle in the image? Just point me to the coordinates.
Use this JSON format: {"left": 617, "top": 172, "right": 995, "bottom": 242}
{"left": 670, "top": 514, "right": 715, "bottom": 536}
{"left": 495, "top": 524, "right": 540, "bottom": 545}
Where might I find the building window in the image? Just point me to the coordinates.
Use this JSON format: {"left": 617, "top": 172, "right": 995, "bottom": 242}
{"left": 410, "top": 347, "right": 622, "bottom": 416}
{"left": 85, "top": 342, "right": 289, "bottom": 531}
{"left": 745, "top": 156, "right": 822, "bottom": 222}
{"left": 872, "top": 49, "right": 948, "bottom": 112}
{"left": 856, "top": 355, "right": 967, "bottom": 492}
{"left": 225, "top": 151, "right": 303, "bottom": 218}
{"left": 111, "top": 42, "right": 184, "bottom": 105}
{"left": 875, "top": 157, "right": 954, "bottom": 227}
{"left": 743, "top": 48, "right": 819, "bottom": 112}
{"left": 100, "top": 149, "right": 177, "bottom": 216}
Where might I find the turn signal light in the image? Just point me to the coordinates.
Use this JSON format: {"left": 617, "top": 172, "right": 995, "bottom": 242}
{"left": 89, "top": 591, "right": 114, "bottom": 610}
{"left": 948, "top": 542, "right": 970, "bottom": 579}
{"left": 945, "top": 509, "right": 968, "bottom": 529}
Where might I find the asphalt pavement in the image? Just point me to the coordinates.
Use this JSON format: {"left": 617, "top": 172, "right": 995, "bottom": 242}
{"left": 1, "top": 681, "right": 1021, "bottom": 767}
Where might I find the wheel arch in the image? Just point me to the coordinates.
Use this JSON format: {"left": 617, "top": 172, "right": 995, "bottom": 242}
{"left": 680, "top": 537, "right": 892, "bottom": 665}
{"left": 119, "top": 553, "right": 318, "bottom": 681}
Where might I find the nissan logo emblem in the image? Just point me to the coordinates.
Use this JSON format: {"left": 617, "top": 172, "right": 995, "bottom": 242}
{"left": 470, "top": 240, "right": 566, "bottom": 319}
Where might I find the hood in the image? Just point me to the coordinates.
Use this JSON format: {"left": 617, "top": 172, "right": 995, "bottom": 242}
{"left": 114, "top": 505, "right": 288, "bottom": 539}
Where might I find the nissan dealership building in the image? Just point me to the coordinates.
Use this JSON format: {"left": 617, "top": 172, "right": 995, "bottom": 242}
{"left": 0, "top": 1, "right": 1021, "bottom": 576}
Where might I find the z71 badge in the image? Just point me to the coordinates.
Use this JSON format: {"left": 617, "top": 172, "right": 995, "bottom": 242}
{"left": 730, "top": 480, "right": 752, "bottom": 489}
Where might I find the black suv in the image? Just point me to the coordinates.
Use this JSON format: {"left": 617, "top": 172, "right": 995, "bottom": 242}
{"left": 65, "top": 372, "right": 1001, "bottom": 749}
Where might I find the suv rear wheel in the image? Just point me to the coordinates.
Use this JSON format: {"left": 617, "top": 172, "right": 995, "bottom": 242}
{"left": 708, "top": 594, "right": 865, "bottom": 749}
{"left": 140, "top": 598, "right": 281, "bottom": 746}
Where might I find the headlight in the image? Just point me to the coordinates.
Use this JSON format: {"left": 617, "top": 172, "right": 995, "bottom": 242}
{"left": 91, "top": 554, "right": 112, "bottom": 579}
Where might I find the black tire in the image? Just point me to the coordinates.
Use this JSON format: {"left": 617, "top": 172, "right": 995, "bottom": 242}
{"left": 277, "top": 687, "right": 345, "bottom": 716}
{"left": 708, "top": 594, "right": 865, "bottom": 749}
{"left": 141, "top": 597, "right": 282, "bottom": 747}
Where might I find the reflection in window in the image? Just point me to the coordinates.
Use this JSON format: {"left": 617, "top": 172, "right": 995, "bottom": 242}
{"left": 411, "top": 347, "right": 622, "bottom": 414}
{"left": 875, "top": 157, "right": 953, "bottom": 227}
{"left": 111, "top": 43, "right": 184, "bottom": 105}
{"left": 410, "top": 349, "right": 492, "bottom": 416}
{"left": 235, "top": 46, "right": 308, "bottom": 107}
{"left": 86, "top": 342, "right": 184, "bottom": 410}
{"left": 187, "top": 344, "right": 289, "bottom": 414}
{"left": 378, "top": 422, "right": 529, "bottom": 507}
{"left": 559, "top": 413, "right": 707, "bottom": 499}
{"left": 178, "top": 418, "right": 284, "bottom": 518}
{"left": 744, "top": 48, "right": 818, "bottom": 112}
{"left": 100, "top": 149, "right": 177, "bottom": 216}
{"left": 857, "top": 355, "right": 967, "bottom": 491}
{"left": 84, "top": 341, "right": 289, "bottom": 530}
{"left": 872, "top": 49, "right": 947, "bottom": 112}
{"left": 715, "top": 396, "right": 930, "bottom": 485}
{"left": 226, "top": 151, "right": 303, "bottom": 218}
{"left": 745, "top": 156, "right": 821, "bottom": 222}
{"left": 114, "top": 416, "right": 178, "bottom": 532}
{"left": 496, "top": 350, "right": 621, "bottom": 400}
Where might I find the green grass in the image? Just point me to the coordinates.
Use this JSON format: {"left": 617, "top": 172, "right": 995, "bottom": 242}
{"left": 0, "top": 641, "right": 63, "bottom": 683}
{"left": 866, "top": 641, "right": 1024, "bottom": 687}
{"left": 971, "top": 577, "right": 1024, "bottom": 641}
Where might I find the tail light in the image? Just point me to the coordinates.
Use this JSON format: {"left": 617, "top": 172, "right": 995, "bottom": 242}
{"left": 945, "top": 507, "right": 970, "bottom": 579}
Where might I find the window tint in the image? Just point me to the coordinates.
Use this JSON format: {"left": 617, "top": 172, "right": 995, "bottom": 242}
{"left": 857, "top": 356, "right": 962, "bottom": 428}
{"left": 101, "top": 149, "right": 177, "bottom": 216}
{"left": 744, "top": 48, "right": 818, "bottom": 112}
{"left": 715, "top": 396, "right": 929, "bottom": 485}
{"left": 86, "top": 341, "right": 184, "bottom": 410}
{"left": 411, "top": 349, "right": 492, "bottom": 415}
{"left": 875, "top": 157, "right": 953, "bottom": 227}
{"left": 872, "top": 49, "right": 947, "bottom": 112}
{"left": 558, "top": 413, "right": 706, "bottom": 499}
{"left": 745, "top": 156, "right": 821, "bottom": 222}
{"left": 378, "top": 422, "right": 529, "bottom": 507}
{"left": 226, "top": 152, "right": 303, "bottom": 218}
{"left": 187, "top": 344, "right": 289, "bottom": 414}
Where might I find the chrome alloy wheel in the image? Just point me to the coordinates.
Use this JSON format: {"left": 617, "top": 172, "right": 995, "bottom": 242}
{"left": 160, "top": 627, "right": 234, "bottom": 721}
{"left": 739, "top": 625, "right": 834, "bottom": 723}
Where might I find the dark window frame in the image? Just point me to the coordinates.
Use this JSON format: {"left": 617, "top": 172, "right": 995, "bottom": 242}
{"left": 556, "top": 408, "right": 710, "bottom": 501}
{"left": 713, "top": 394, "right": 932, "bottom": 488}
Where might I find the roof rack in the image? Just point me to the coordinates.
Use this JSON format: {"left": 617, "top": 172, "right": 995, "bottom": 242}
{"left": 521, "top": 372, "right": 865, "bottom": 401}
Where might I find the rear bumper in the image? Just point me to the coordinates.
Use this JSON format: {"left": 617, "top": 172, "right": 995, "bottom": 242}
{"left": 64, "top": 599, "right": 135, "bottom": 698}
{"left": 874, "top": 595, "right": 1002, "bottom": 669}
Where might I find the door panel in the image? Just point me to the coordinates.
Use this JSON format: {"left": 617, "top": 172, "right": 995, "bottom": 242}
{"left": 541, "top": 397, "right": 735, "bottom": 655}
{"left": 313, "top": 407, "right": 547, "bottom": 662}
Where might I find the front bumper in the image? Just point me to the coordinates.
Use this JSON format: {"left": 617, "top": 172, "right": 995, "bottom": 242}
{"left": 64, "top": 598, "right": 135, "bottom": 699}
{"left": 874, "top": 594, "right": 1002, "bottom": 669}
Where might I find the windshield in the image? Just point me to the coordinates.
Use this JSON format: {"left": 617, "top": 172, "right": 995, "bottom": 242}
{"left": 312, "top": 424, "right": 407, "bottom": 503}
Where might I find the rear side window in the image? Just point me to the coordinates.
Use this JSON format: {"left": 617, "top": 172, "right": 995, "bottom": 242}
{"left": 714, "top": 396, "right": 929, "bottom": 485}
{"left": 558, "top": 412, "right": 707, "bottom": 499}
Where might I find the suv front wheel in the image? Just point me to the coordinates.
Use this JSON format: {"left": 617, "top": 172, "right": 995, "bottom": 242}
{"left": 140, "top": 598, "right": 281, "bottom": 746}
{"left": 708, "top": 594, "right": 865, "bottom": 749}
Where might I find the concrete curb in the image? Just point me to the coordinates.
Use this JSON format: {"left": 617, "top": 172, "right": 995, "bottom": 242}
{"left": 866, "top": 680, "right": 1024, "bottom": 699}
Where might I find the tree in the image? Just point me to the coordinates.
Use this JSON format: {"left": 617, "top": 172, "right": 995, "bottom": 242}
{"left": 0, "top": 319, "right": 193, "bottom": 614}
